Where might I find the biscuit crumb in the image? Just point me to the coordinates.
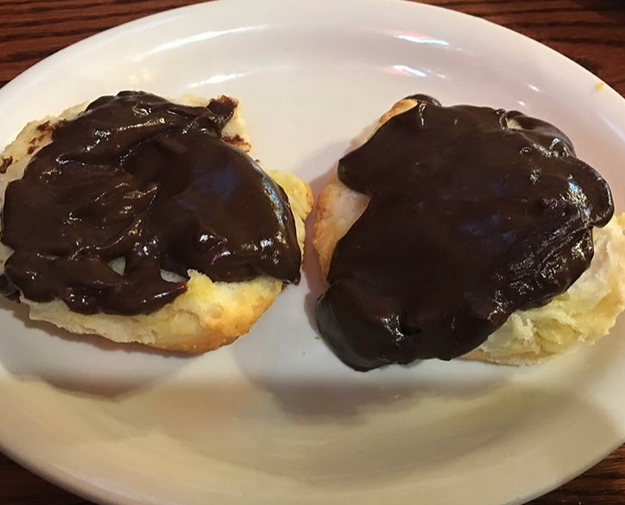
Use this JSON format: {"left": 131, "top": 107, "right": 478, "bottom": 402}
{"left": 596, "top": 82, "right": 605, "bottom": 91}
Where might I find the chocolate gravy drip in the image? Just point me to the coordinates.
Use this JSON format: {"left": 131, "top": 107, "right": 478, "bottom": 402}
{"left": 316, "top": 94, "right": 614, "bottom": 371}
{"left": 0, "top": 91, "right": 300, "bottom": 315}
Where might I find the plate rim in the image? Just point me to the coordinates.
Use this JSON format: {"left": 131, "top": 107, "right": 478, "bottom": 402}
{"left": 0, "top": 1, "right": 624, "bottom": 505}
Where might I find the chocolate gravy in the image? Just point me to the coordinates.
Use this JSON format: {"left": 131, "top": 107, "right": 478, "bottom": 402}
{"left": 0, "top": 91, "right": 300, "bottom": 315}
{"left": 316, "top": 95, "right": 614, "bottom": 371}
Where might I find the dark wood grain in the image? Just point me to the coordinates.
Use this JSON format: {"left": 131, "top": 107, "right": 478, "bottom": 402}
{"left": 0, "top": 0, "right": 624, "bottom": 503}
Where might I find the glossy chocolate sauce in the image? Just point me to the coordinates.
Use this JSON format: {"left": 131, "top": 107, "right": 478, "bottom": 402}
{"left": 0, "top": 91, "right": 300, "bottom": 315}
{"left": 316, "top": 95, "right": 614, "bottom": 371}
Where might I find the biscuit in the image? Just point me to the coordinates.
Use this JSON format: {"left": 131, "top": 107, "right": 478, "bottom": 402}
{"left": 0, "top": 95, "right": 313, "bottom": 353}
{"left": 313, "top": 98, "right": 625, "bottom": 365}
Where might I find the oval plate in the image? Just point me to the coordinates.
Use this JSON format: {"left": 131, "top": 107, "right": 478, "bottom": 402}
{"left": 1, "top": 1, "right": 625, "bottom": 504}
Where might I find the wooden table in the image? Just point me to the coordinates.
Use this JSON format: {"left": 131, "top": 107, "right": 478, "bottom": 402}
{"left": 1, "top": 0, "right": 624, "bottom": 503}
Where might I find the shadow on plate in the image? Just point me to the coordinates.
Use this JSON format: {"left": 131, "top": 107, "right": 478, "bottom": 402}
{"left": 0, "top": 296, "right": 193, "bottom": 398}
{"left": 65, "top": 378, "right": 623, "bottom": 494}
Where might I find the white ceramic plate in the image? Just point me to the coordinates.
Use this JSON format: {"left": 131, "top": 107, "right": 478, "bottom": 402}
{"left": 1, "top": 1, "right": 625, "bottom": 504}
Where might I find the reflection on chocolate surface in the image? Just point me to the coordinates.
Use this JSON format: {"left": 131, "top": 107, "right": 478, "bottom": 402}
{"left": 316, "top": 95, "right": 614, "bottom": 371}
{"left": 0, "top": 91, "right": 300, "bottom": 315}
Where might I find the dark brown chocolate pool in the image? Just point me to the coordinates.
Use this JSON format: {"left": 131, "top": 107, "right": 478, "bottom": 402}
{"left": 0, "top": 91, "right": 300, "bottom": 315}
{"left": 316, "top": 94, "right": 613, "bottom": 371}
